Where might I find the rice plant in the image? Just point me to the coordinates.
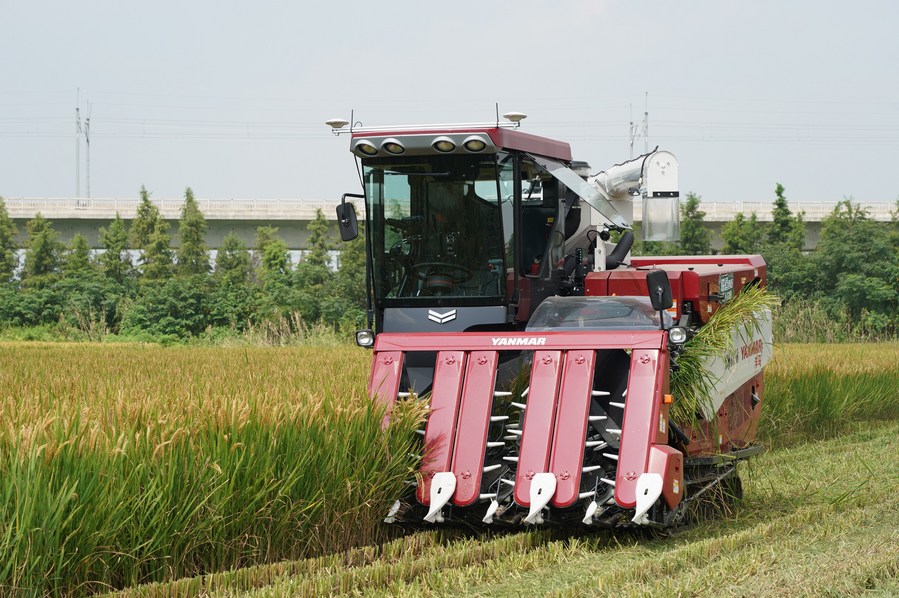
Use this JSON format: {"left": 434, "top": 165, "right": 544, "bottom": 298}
{"left": 0, "top": 344, "right": 424, "bottom": 596}
{"left": 761, "top": 342, "right": 899, "bottom": 442}
{"left": 670, "top": 285, "right": 780, "bottom": 424}
{"left": 1, "top": 340, "right": 895, "bottom": 595}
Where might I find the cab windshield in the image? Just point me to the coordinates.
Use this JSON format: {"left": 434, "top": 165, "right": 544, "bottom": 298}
{"left": 364, "top": 153, "right": 513, "bottom": 306}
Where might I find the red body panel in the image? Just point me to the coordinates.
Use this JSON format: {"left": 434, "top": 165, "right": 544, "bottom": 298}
{"left": 368, "top": 351, "right": 405, "bottom": 425}
{"left": 450, "top": 351, "right": 499, "bottom": 507}
{"left": 586, "top": 257, "right": 766, "bottom": 324}
{"left": 648, "top": 445, "right": 684, "bottom": 509}
{"left": 514, "top": 351, "right": 563, "bottom": 507}
{"left": 615, "top": 348, "right": 666, "bottom": 508}
{"left": 372, "top": 330, "right": 665, "bottom": 353}
{"left": 548, "top": 349, "right": 596, "bottom": 507}
{"left": 417, "top": 351, "right": 466, "bottom": 504}
{"left": 684, "top": 373, "right": 765, "bottom": 456}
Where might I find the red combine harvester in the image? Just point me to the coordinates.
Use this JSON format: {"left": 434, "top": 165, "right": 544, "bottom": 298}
{"left": 327, "top": 113, "right": 772, "bottom": 528}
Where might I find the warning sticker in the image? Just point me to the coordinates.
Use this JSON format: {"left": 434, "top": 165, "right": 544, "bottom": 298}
{"left": 719, "top": 272, "right": 734, "bottom": 302}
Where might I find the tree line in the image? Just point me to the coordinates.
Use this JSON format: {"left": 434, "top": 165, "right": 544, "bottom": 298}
{"left": 637, "top": 186, "right": 898, "bottom": 337}
{"left": 0, "top": 187, "right": 366, "bottom": 342}
{"left": 0, "top": 184, "right": 896, "bottom": 342}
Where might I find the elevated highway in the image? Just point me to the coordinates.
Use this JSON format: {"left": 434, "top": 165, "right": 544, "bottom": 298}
{"left": 3, "top": 196, "right": 893, "bottom": 250}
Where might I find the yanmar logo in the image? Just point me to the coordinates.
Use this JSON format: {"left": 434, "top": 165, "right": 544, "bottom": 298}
{"left": 428, "top": 310, "right": 456, "bottom": 324}
{"left": 491, "top": 337, "right": 547, "bottom": 346}
{"left": 740, "top": 339, "right": 763, "bottom": 360}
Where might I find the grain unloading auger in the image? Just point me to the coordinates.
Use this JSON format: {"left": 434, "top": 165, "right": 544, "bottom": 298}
{"left": 328, "top": 113, "right": 772, "bottom": 528}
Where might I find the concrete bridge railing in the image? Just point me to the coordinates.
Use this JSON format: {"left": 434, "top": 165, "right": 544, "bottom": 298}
{"left": 2, "top": 197, "right": 893, "bottom": 250}
{"left": 4, "top": 197, "right": 894, "bottom": 222}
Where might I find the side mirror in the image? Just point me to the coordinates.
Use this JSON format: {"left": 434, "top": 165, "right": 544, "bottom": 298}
{"left": 646, "top": 269, "right": 673, "bottom": 312}
{"left": 336, "top": 193, "right": 363, "bottom": 241}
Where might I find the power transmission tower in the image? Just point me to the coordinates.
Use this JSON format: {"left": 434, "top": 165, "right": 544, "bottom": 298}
{"left": 643, "top": 91, "right": 649, "bottom": 155}
{"left": 628, "top": 92, "right": 650, "bottom": 158}
{"left": 75, "top": 89, "right": 82, "bottom": 198}
{"left": 85, "top": 103, "right": 92, "bottom": 201}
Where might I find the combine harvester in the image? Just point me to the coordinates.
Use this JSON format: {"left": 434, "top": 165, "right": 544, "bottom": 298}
{"left": 326, "top": 112, "right": 772, "bottom": 528}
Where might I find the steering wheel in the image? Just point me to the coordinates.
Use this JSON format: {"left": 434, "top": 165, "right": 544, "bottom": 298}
{"left": 411, "top": 262, "right": 473, "bottom": 295}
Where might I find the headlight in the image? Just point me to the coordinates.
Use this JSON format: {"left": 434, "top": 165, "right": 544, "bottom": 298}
{"left": 432, "top": 136, "right": 456, "bottom": 153}
{"left": 353, "top": 140, "right": 379, "bottom": 156}
{"left": 381, "top": 138, "right": 405, "bottom": 155}
{"left": 462, "top": 135, "right": 487, "bottom": 152}
{"left": 668, "top": 326, "right": 688, "bottom": 345}
{"left": 355, "top": 329, "right": 375, "bottom": 348}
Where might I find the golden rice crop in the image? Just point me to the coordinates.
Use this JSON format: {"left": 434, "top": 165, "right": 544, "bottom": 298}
{"left": 0, "top": 343, "right": 423, "bottom": 596}
{"left": 1, "top": 341, "right": 895, "bottom": 595}
{"left": 762, "top": 342, "right": 899, "bottom": 441}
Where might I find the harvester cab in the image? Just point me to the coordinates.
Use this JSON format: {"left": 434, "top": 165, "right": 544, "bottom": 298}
{"left": 329, "top": 114, "right": 772, "bottom": 529}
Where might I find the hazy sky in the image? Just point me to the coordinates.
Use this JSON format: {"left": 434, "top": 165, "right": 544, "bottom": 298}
{"left": 2, "top": 1, "right": 898, "bottom": 205}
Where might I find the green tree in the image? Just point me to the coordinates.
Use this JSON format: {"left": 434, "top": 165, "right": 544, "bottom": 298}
{"left": 721, "top": 212, "right": 763, "bottom": 254}
{"left": 323, "top": 217, "right": 367, "bottom": 327}
{"left": 253, "top": 226, "right": 297, "bottom": 321}
{"left": 303, "top": 208, "right": 332, "bottom": 269}
{"left": 789, "top": 209, "right": 807, "bottom": 251}
{"left": 769, "top": 183, "right": 790, "bottom": 244}
{"left": 176, "top": 187, "right": 210, "bottom": 275}
{"left": 215, "top": 230, "right": 251, "bottom": 283}
{"left": 679, "top": 192, "right": 711, "bottom": 255}
{"left": 62, "top": 233, "right": 94, "bottom": 277}
{"left": 813, "top": 200, "right": 897, "bottom": 328}
{"left": 120, "top": 275, "right": 212, "bottom": 339}
{"left": 98, "top": 213, "right": 132, "bottom": 284}
{"left": 255, "top": 226, "right": 290, "bottom": 278}
{"left": 22, "top": 213, "right": 63, "bottom": 286}
{"left": 294, "top": 208, "right": 336, "bottom": 322}
{"left": 130, "top": 185, "right": 160, "bottom": 250}
{"left": 767, "top": 183, "right": 805, "bottom": 248}
{"left": 0, "top": 197, "right": 18, "bottom": 282}
{"left": 141, "top": 219, "right": 174, "bottom": 281}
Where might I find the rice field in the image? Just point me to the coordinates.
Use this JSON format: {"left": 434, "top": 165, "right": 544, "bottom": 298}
{"left": 0, "top": 341, "right": 897, "bottom": 596}
{"left": 111, "top": 421, "right": 899, "bottom": 597}
{"left": 0, "top": 344, "right": 422, "bottom": 596}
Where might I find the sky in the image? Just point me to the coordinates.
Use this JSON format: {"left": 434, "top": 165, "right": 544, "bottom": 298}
{"left": 2, "top": 0, "right": 898, "bottom": 205}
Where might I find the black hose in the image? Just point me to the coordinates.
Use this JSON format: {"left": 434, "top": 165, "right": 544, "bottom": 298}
{"left": 605, "top": 231, "right": 634, "bottom": 270}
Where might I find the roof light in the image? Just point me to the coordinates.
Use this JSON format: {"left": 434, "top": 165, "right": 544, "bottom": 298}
{"left": 381, "top": 138, "right": 405, "bottom": 155}
{"left": 432, "top": 136, "right": 456, "bottom": 153}
{"left": 354, "top": 140, "right": 379, "bottom": 156}
{"left": 462, "top": 135, "right": 487, "bottom": 152}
